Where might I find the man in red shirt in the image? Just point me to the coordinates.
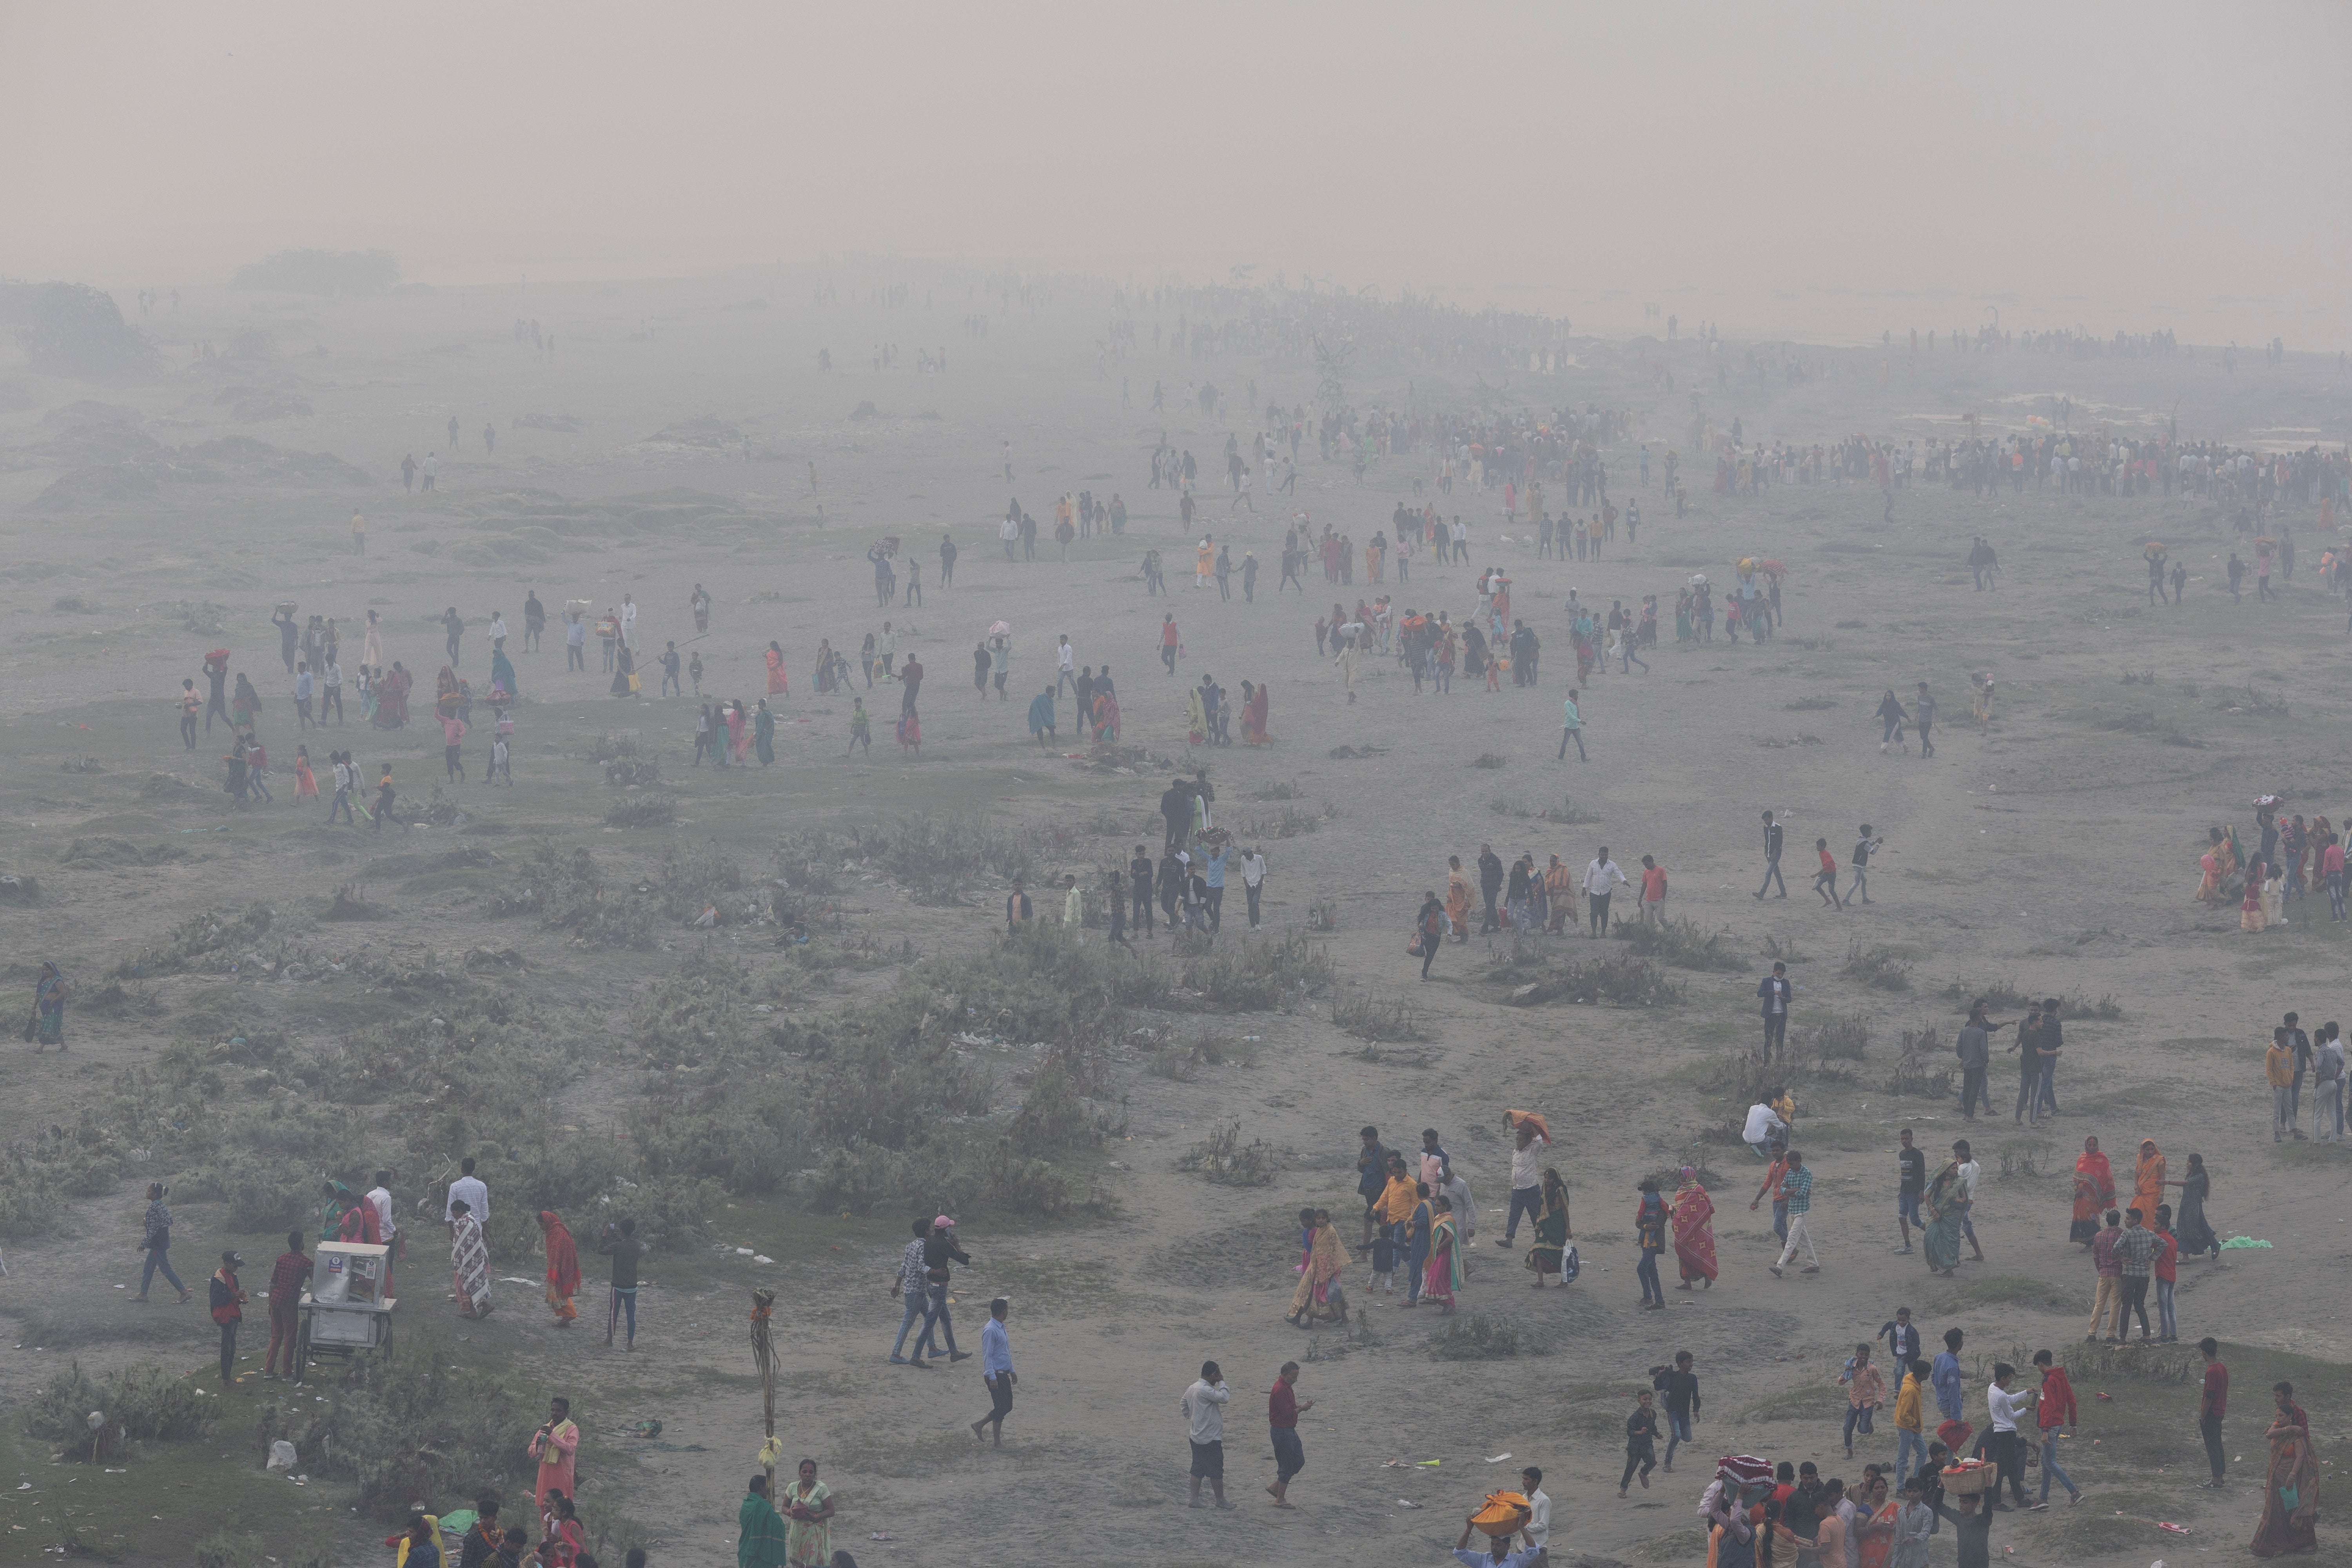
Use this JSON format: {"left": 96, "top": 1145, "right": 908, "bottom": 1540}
{"left": 1638, "top": 855, "right": 1670, "bottom": 927}
{"left": 2197, "top": 1338, "right": 2228, "bottom": 1488}
{"left": 1267, "top": 1361, "right": 1314, "bottom": 1508}
{"left": 2031, "top": 1349, "right": 2082, "bottom": 1505}
{"left": 263, "top": 1230, "right": 312, "bottom": 1382}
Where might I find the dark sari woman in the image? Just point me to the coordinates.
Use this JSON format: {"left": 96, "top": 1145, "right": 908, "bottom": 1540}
{"left": 2169, "top": 1151, "right": 2219, "bottom": 1258}
{"left": 754, "top": 700, "right": 777, "bottom": 765}
{"left": 1526, "top": 1168, "right": 1572, "bottom": 1287}
{"left": 489, "top": 647, "right": 517, "bottom": 703}
{"left": 610, "top": 641, "right": 635, "bottom": 697}
{"left": 31, "top": 962, "right": 64, "bottom": 1051}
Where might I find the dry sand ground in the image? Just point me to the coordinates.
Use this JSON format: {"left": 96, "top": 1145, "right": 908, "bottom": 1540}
{"left": 0, "top": 276, "right": 2349, "bottom": 1566}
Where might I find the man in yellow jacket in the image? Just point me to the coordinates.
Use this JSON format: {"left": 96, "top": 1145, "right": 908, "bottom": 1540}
{"left": 2269, "top": 1028, "right": 2299, "bottom": 1141}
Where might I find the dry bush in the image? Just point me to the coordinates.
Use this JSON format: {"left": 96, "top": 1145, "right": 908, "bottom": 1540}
{"left": 1332, "top": 992, "right": 1430, "bottom": 1042}
{"left": 1841, "top": 940, "right": 1912, "bottom": 991}
{"left": 1176, "top": 1121, "right": 1284, "bottom": 1185}
{"left": 1616, "top": 917, "right": 1746, "bottom": 972}
{"left": 605, "top": 793, "right": 678, "bottom": 828}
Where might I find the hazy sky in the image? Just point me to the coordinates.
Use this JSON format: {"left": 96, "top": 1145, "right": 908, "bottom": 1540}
{"left": 7, "top": 0, "right": 2347, "bottom": 340}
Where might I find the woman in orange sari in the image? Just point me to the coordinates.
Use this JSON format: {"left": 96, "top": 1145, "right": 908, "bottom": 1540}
{"left": 2070, "top": 1136, "right": 2115, "bottom": 1246}
{"left": 1670, "top": 1168, "right": 1717, "bottom": 1290}
{"left": 539, "top": 1210, "right": 580, "bottom": 1325}
{"left": 2251, "top": 1381, "right": 2319, "bottom": 1557}
{"left": 1284, "top": 1209, "right": 1347, "bottom": 1327}
{"left": 1445, "top": 857, "right": 1472, "bottom": 944}
{"left": 766, "top": 642, "right": 789, "bottom": 695}
{"left": 1853, "top": 1471, "right": 1898, "bottom": 1568}
{"left": 2131, "top": 1139, "right": 2165, "bottom": 1225}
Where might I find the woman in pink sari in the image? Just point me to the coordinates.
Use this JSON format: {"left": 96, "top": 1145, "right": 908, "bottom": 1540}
{"left": 1670, "top": 1167, "right": 1718, "bottom": 1290}
{"left": 766, "top": 642, "right": 789, "bottom": 695}
{"left": 726, "top": 700, "right": 750, "bottom": 762}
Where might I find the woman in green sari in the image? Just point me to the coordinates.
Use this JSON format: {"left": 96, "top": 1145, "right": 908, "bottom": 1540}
{"left": 1423, "top": 1197, "right": 1463, "bottom": 1314}
{"left": 754, "top": 700, "right": 777, "bottom": 766}
{"left": 1525, "top": 1168, "right": 1572, "bottom": 1288}
{"left": 1922, "top": 1158, "right": 1967, "bottom": 1276}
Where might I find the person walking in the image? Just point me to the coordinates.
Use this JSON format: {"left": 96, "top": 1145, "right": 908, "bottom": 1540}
{"left": 1183, "top": 1361, "right": 1234, "bottom": 1508}
{"left": 2196, "top": 1338, "right": 2229, "bottom": 1488}
{"left": 262, "top": 1230, "right": 311, "bottom": 1381}
{"left": 886, "top": 1218, "right": 931, "bottom": 1366}
{"left": 2268, "top": 1028, "right": 2298, "bottom": 1141}
{"left": 1633, "top": 1178, "right": 1668, "bottom": 1308}
{"left": 596, "top": 1218, "right": 641, "bottom": 1350}
{"left": 2115, "top": 1207, "right": 2157, "bottom": 1342}
{"left": 1892, "top": 1354, "right": 1929, "bottom": 1487}
{"left": 1416, "top": 891, "right": 1445, "bottom": 980}
{"left": 1478, "top": 844, "right": 1505, "bottom": 934}
{"left": 1956, "top": 1003, "right": 1995, "bottom": 1120}
{"left": 1984, "top": 1363, "right": 2034, "bottom": 1510}
{"left": 208, "top": 1250, "right": 246, "bottom": 1387}
{"left": 1767, "top": 1150, "right": 1819, "bottom": 1276}
{"left": 1813, "top": 839, "right": 1840, "bottom": 908}
{"left": 1896, "top": 1129, "right": 1927, "bottom": 1253}
{"left": 1650, "top": 1351, "right": 1700, "bottom": 1470}
{"left": 1557, "top": 688, "right": 1586, "bottom": 760}
{"left": 1619, "top": 1388, "right": 1662, "bottom": 1496}
{"left": 1914, "top": 683, "right": 1937, "bottom": 758}
{"left": 1842, "top": 825, "right": 1882, "bottom": 907}
{"left": 1266, "top": 1361, "right": 1313, "bottom": 1507}
{"left": 135, "top": 1181, "right": 191, "bottom": 1303}
{"left": 1582, "top": 848, "right": 1626, "bottom": 938}
{"left": 1498, "top": 1112, "right": 1548, "bottom": 1248}
{"left": 2086, "top": 1209, "right": 2123, "bottom": 1343}
{"left": 970, "top": 1298, "right": 1015, "bottom": 1446}
{"left": 2030, "top": 1349, "right": 2082, "bottom": 1506}
{"left": 1755, "top": 809, "right": 1789, "bottom": 898}
{"left": 1757, "top": 962, "right": 1794, "bottom": 1058}
{"left": 1840, "top": 1342, "right": 1886, "bottom": 1459}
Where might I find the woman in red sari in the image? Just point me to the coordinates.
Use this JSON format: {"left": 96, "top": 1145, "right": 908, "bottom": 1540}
{"left": 2069, "top": 1136, "right": 2115, "bottom": 1246}
{"left": 1670, "top": 1167, "right": 1718, "bottom": 1290}
{"left": 539, "top": 1211, "right": 581, "bottom": 1325}
{"left": 1247, "top": 681, "right": 1272, "bottom": 744}
{"left": 726, "top": 700, "right": 750, "bottom": 762}
{"left": 766, "top": 642, "right": 789, "bottom": 695}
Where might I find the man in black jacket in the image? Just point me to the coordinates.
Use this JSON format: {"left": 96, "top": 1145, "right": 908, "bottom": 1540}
{"left": 1477, "top": 845, "right": 1505, "bottom": 934}
{"left": 1755, "top": 809, "right": 1787, "bottom": 899}
{"left": 911, "top": 1218, "right": 973, "bottom": 1367}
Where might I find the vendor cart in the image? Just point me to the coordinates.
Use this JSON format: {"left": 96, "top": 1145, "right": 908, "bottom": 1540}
{"left": 294, "top": 1241, "right": 395, "bottom": 1380}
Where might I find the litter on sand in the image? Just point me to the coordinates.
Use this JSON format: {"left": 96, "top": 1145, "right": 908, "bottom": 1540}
{"left": 1485, "top": 1453, "right": 1513, "bottom": 1463}
{"left": 1417, "top": 1459, "right": 1441, "bottom": 1467}
{"left": 2219, "top": 1236, "right": 2273, "bottom": 1249}
{"left": 2159, "top": 1523, "right": 2194, "bottom": 1534}
{"left": 869, "top": 1533, "right": 895, "bottom": 1542}
{"left": 1397, "top": 1500, "right": 1423, "bottom": 1509}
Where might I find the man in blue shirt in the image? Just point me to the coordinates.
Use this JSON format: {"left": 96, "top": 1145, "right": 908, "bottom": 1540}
{"left": 969, "top": 1298, "right": 1014, "bottom": 1447}
{"left": 1201, "top": 844, "right": 1228, "bottom": 933}
{"left": 1931, "top": 1327, "right": 1965, "bottom": 1425}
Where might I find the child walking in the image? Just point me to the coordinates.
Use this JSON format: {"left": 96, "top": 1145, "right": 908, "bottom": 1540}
{"left": 1814, "top": 839, "right": 1841, "bottom": 909}
{"left": 848, "top": 698, "right": 871, "bottom": 755}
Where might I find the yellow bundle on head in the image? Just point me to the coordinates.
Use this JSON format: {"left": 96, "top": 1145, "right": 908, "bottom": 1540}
{"left": 1470, "top": 1490, "right": 1532, "bottom": 1532}
{"left": 757, "top": 1436, "right": 785, "bottom": 1470}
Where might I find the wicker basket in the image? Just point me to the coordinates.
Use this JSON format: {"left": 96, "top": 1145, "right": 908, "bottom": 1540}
{"left": 1941, "top": 1461, "right": 1997, "bottom": 1497}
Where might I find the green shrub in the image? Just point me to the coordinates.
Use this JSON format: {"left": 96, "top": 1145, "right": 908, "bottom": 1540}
{"left": 25, "top": 1360, "right": 214, "bottom": 1459}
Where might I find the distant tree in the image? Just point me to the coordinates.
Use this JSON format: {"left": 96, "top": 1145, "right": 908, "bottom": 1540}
{"left": 19, "top": 283, "right": 159, "bottom": 381}
{"left": 230, "top": 250, "right": 400, "bottom": 295}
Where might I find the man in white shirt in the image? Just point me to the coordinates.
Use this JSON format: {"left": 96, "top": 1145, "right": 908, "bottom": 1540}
{"left": 1985, "top": 1363, "right": 2033, "bottom": 1508}
{"left": 1581, "top": 849, "right": 1627, "bottom": 938}
{"left": 1056, "top": 636, "right": 1076, "bottom": 696}
{"left": 1182, "top": 1361, "right": 1232, "bottom": 1508}
{"left": 1501, "top": 1113, "right": 1549, "bottom": 1247}
{"left": 321, "top": 659, "right": 343, "bottom": 726}
{"left": 444, "top": 1156, "right": 488, "bottom": 1234}
{"left": 1239, "top": 848, "right": 1267, "bottom": 928}
{"left": 365, "top": 1169, "right": 399, "bottom": 1281}
{"left": 619, "top": 595, "right": 637, "bottom": 650}
{"left": 1519, "top": 1466, "right": 1551, "bottom": 1559}
{"left": 1743, "top": 1100, "right": 1789, "bottom": 1158}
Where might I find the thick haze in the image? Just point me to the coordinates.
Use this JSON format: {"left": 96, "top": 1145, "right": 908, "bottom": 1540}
{"left": 6, "top": 0, "right": 2347, "bottom": 342}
